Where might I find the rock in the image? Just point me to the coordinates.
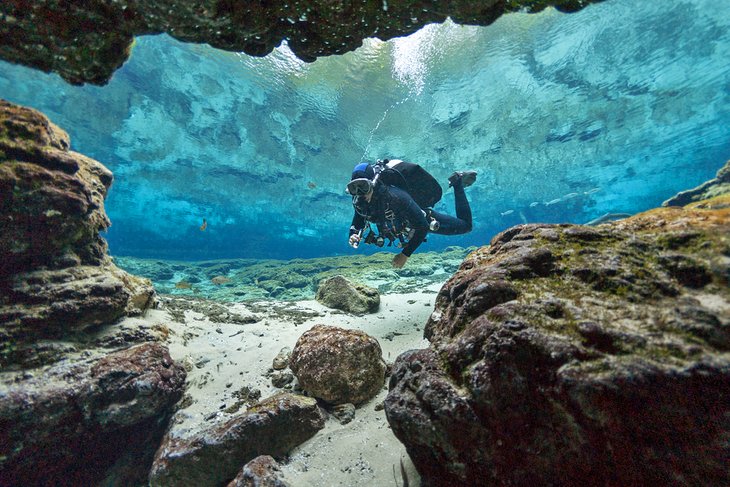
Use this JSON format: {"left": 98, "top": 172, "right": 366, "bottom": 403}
{"left": 0, "top": 1, "right": 601, "bottom": 85}
{"left": 331, "top": 403, "right": 356, "bottom": 425}
{"left": 290, "top": 325, "right": 386, "bottom": 404}
{"left": 211, "top": 275, "right": 232, "bottom": 285}
{"left": 386, "top": 203, "right": 730, "bottom": 487}
{"left": 663, "top": 159, "right": 730, "bottom": 207}
{"left": 271, "top": 370, "right": 294, "bottom": 388}
{"left": 272, "top": 347, "right": 292, "bottom": 370}
{"left": 1, "top": 99, "right": 109, "bottom": 274}
{"left": 149, "top": 393, "right": 325, "bottom": 487}
{"left": 0, "top": 100, "right": 155, "bottom": 368}
{"left": 0, "top": 100, "right": 183, "bottom": 485}
{"left": 1, "top": 264, "right": 154, "bottom": 343}
{"left": 227, "top": 455, "right": 290, "bottom": 487}
{"left": 0, "top": 342, "right": 186, "bottom": 486}
{"left": 315, "top": 275, "right": 380, "bottom": 314}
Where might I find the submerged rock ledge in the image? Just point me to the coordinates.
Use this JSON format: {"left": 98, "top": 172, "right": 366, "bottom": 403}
{"left": 0, "top": 0, "right": 603, "bottom": 85}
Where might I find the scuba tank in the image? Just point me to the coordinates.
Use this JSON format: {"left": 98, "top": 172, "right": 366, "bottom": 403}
{"left": 373, "top": 159, "right": 443, "bottom": 209}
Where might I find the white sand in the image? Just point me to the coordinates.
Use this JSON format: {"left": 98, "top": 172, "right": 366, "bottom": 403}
{"left": 132, "top": 281, "right": 445, "bottom": 486}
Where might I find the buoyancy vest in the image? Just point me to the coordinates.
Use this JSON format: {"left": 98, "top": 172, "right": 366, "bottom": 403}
{"left": 373, "top": 159, "right": 442, "bottom": 209}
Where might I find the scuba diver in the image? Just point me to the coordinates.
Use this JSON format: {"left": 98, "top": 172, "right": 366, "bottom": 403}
{"left": 347, "top": 159, "right": 476, "bottom": 268}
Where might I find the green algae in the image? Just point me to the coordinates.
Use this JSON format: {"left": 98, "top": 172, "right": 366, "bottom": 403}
{"left": 461, "top": 215, "right": 730, "bottom": 378}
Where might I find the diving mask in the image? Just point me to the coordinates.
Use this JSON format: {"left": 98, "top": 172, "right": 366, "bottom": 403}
{"left": 346, "top": 178, "right": 374, "bottom": 196}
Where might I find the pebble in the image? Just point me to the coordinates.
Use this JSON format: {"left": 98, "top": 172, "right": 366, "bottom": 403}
{"left": 272, "top": 347, "right": 292, "bottom": 370}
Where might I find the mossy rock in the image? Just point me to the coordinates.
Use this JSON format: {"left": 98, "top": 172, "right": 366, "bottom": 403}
{"left": 315, "top": 275, "right": 380, "bottom": 314}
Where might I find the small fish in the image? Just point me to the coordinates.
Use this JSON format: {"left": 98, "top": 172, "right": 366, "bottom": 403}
{"left": 584, "top": 187, "right": 601, "bottom": 195}
{"left": 529, "top": 202, "right": 539, "bottom": 207}
{"left": 544, "top": 198, "right": 561, "bottom": 205}
{"left": 200, "top": 218, "right": 207, "bottom": 231}
{"left": 500, "top": 210, "right": 514, "bottom": 216}
{"left": 563, "top": 192, "right": 579, "bottom": 199}
{"left": 307, "top": 181, "right": 317, "bottom": 189}
{"left": 175, "top": 280, "right": 193, "bottom": 289}
{"left": 211, "top": 275, "right": 232, "bottom": 285}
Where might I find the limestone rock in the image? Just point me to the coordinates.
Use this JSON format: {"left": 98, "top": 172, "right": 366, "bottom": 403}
{"left": 227, "top": 455, "right": 290, "bottom": 487}
{"left": 272, "top": 346, "right": 292, "bottom": 370}
{"left": 0, "top": 1, "right": 601, "bottom": 85}
{"left": 149, "top": 393, "right": 325, "bottom": 487}
{"left": 0, "top": 100, "right": 155, "bottom": 367}
{"left": 0, "top": 99, "right": 111, "bottom": 274}
{"left": 315, "top": 275, "right": 380, "bottom": 314}
{"left": 0, "top": 342, "right": 186, "bottom": 486}
{"left": 663, "top": 159, "right": 730, "bottom": 207}
{"left": 290, "top": 325, "right": 386, "bottom": 404}
{"left": 386, "top": 204, "right": 730, "bottom": 487}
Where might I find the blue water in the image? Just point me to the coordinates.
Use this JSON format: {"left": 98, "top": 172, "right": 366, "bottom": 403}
{"left": 1, "top": 0, "right": 729, "bottom": 260}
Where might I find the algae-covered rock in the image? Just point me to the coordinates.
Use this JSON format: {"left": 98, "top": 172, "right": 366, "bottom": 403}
{"left": 315, "top": 275, "right": 380, "bottom": 314}
{"left": 0, "top": 100, "right": 155, "bottom": 367}
{"left": 663, "top": 159, "right": 730, "bottom": 207}
{"left": 149, "top": 393, "right": 325, "bottom": 487}
{"left": 290, "top": 325, "right": 386, "bottom": 405}
{"left": 386, "top": 202, "right": 730, "bottom": 487}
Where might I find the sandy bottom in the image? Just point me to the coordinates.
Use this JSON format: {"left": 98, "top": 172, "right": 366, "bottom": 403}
{"left": 128, "top": 281, "right": 445, "bottom": 486}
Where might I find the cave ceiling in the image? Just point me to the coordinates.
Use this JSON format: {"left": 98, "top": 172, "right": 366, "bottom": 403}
{"left": 1, "top": 0, "right": 602, "bottom": 85}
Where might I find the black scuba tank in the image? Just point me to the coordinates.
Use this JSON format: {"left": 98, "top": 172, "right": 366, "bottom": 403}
{"left": 373, "top": 159, "right": 442, "bottom": 209}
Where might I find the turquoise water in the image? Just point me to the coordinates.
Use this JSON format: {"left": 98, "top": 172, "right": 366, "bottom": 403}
{"left": 1, "top": 0, "right": 729, "bottom": 261}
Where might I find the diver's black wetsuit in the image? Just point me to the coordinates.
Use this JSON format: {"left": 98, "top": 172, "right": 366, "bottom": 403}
{"left": 349, "top": 180, "right": 472, "bottom": 256}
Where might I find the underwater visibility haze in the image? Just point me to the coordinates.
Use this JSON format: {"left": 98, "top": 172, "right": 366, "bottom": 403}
{"left": 0, "top": 0, "right": 728, "bottom": 261}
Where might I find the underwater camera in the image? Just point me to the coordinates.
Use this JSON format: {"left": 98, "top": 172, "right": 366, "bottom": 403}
{"left": 365, "top": 231, "right": 385, "bottom": 247}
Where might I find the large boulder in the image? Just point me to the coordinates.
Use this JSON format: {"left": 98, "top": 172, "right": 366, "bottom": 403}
{"left": 385, "top": 202, "right": 730, "bottom": 486}
{"left": 0, "top": 342, "right": 186, "bottom": 486}
{"left": 315, "top": 275, "right": 380, "bottom": 314}
{"left": 149, "top": 393, "right": 325, "bottom": 487}
{"left": 290, "top": 324, "right": 386, "bottom": 405}
{"left": 0, "top": 99, "right": 155, "bottom": 368}
{"left": 0, "top": 1, "right": 601, "bottom": 85}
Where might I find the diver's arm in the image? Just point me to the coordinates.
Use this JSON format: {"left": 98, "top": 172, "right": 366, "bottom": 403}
{"left": 350, "top": 212, "right": 365, "bottom": 235}
{"left": 391, "top": 188, "right": 429, "bottom": 257}
{"left": 402, "top": 228, "right": 428, "bottom": 257}
{"left": 349, "top": 213, "right": 366, "bottom": 248}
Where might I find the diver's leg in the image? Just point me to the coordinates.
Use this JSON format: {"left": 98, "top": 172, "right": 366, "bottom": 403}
{"left": 452, "top": 182, "right": 472, "bottom": 231}
{"left": 431, "top": 172, "right": 475, "bottom": 235}
{"left": 430, "top": 211, "right": 462, "bottom": 235}
{"left": 431, "top": 187, "right": 472, "bottom": 236}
